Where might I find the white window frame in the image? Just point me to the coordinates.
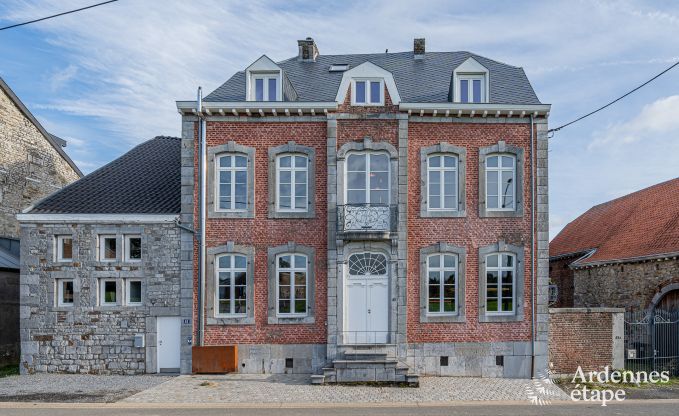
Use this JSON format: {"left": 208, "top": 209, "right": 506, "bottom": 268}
{"left": 99, "top": 235, "right": 117, "bottom": 262}
{"left": 56, "top": 235, "right": 73, "bottom": 262}
{"left": 215, "top": 254, "right": 248, "bottom": 317}
{"left": 351, "top": 78, "right": 384, "bottom": 106}
{"left": 485, "top": 154, "right": 516, "bottom": 211}
{"left": 344, "top": 151, "right": 391, "bottom": 205}
{"left": 485, "top": 253, "right": 516, "bottom": 315}
{"left": 426, "top": 253, "right": 458, "bottom": 316}
{"left": 125, "top": 279, "right": 143, "bottom": 306}
{"left": 99, "top": 278, "right": 118, "bottom": 306}
{"left": 426, "top": 154, "right": 459, "bottom": 212}
{"left": 56, "top": 278, "right": 74, "bottom": 307}
{"left": 215, "top": 153, "right": 248, "bottom": 212}
{"left": 276, "top": 154, "right": 309, "bottom": 212}
{"left": 124, "top": 235, "right": 142, "bottom": 262}
{"left": 275, "top": 253, "right": 308, "bottom": 317}
{"left": 458, "top": 74, "right": 486, "bottom": 103}
{"left": 251, "top": 73, "right": 280, "bottom": 102}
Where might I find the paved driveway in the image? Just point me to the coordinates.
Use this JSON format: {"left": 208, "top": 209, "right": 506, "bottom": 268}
{"left": 123, "top": 374, "right": 570, "bottom": 404}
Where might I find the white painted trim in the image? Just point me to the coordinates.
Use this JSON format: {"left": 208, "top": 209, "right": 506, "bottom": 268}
{"left": 124, "top": 234, "right": 142, "bottom": 263}
{"left": 245, "top": 55, "right": 283, "bottom": 102}
{"left": 125, "top": 278, "right": 143, "bottom": 306}
{"left": 55, "top": 235, "right": 73, "bottom": 262}
{"left": 351, "top": 78, "right": 384, "bottom": 106}
{"left": 399, "top": 102, "right": 551, "bottom": 115}
{"left": 275, "top": 253, "right": 309, "bottom": 318}
{"left": 56, "top": 278, "right": 74, "bottom": 307}
{"left": 17, "top": 214, "right": 178, "bottom": 223}
{"left": 176, "top": 101, "right": 338, "bottom": 116}
{"left": 453, "top": 57, "right": 490, "bottom": 103}
{"left": 335, "top": 61, "right": 401, "bottom": 105}
{"left": 214, "top": 253, "right": 248, "bottom": 318}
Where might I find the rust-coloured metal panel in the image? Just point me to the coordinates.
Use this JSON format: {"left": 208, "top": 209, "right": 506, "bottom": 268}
{"left": 192, "top": 345, "right": 237, "bottom": 374}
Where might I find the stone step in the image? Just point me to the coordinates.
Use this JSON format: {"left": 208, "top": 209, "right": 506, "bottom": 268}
{"left": 406, "top": 373, "right": 420, "bottom": 387}
{"left": 332, "top": 359, "right": 398, "bottom": 369}
{"left": 343, "top": 351, "right": 389, "bottom": 360}
{"left": 310, "top": 374, "right": 325, "bottom": 385}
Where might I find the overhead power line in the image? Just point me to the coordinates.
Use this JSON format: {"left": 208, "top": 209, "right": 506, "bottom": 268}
{"left": 549, "top": 60, "right": 679, "bottom": 134}
{"left": 0, "top": 0, "right": 119, "bottom": 31}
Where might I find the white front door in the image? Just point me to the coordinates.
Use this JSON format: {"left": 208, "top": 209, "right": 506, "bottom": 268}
{"left": 346, "top": 275, "right": 389, "bottom": 344}
{"left": 157, "top": 316, "right": 181, "bottom": 373}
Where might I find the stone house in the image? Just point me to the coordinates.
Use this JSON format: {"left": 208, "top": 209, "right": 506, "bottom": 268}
{"left": 549, "top": 178, "right": 679, "bottom": 312}
{"left": 177, "top": 37, "right": 551, "bottom": 381}
{"left": 17, "top": 136, "right": 183, "bottom": 374}
{"left": 0, "top": 76, "right": 81, "bottom": 366}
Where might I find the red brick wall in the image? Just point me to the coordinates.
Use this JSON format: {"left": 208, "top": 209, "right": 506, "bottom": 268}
{"left": 407, "top": 122, "right": 534, "bottom": 343}
{"left": 195, "top": 122, "right": 327, "bottom": 345}
{"left": 549, "top": 311, "right": 614, "bottom": 374}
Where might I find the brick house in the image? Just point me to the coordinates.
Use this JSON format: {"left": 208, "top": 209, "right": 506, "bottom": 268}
{"left": 177, "top": 38, "right": 551, "bottom": 381}
{"left": 17, "top": 136, "right": 183, "bottom": 374}
{"left": 0, "top": 76, "right": 82, "bottom": 367}
{"left": 550, "top": 178, "right": 679, "bottom": 312}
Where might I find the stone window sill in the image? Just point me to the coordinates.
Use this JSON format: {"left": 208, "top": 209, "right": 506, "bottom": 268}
{"left": 268, "top": 316, "right": 315, "bottom": 325}
{"left": 420, "top": 312, "right": 466, "bottom": 323}
{"left": 478, "top": 313, "right": 523, "bottom": 323}
{"left": 207, "top": 316, "right": 255, "bottom": 326}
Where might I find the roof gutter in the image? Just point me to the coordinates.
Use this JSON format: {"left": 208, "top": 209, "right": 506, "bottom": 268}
{"left": 399, "top": 102, "right": 551, "bottom": 118}
{"left": 176, "top": 101, "right": 338, "bottom": 117}
{"left": 16, "top": 214, "right": 179, "bottom": 224}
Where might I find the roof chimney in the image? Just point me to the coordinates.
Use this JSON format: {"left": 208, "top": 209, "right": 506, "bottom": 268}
{"left": 414, "top": 38, "right": 425, "bottom": 59}
{"left": 298, "top": 37, "right": 319, "bottom": 62}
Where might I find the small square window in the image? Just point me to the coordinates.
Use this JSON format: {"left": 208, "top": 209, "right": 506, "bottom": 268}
{"left": 126, "top": 279, "right": 142, "bottom": 306}
{"left": 458, "top": 75, "right": 485, "bottom": 103}
{"left": 99, "top": 279, "right": 117, "bottom": 306}
{"left": 125, "top": 235, "right": 142, "bottom": 262}
{"left": 99, "top": 236, "right": 117, "bottom": 261}
{"left": 56, "top": 236, "right": 73, "bottom": 262}
{"left": 57, "top": 279, "right": 74, "bottom": 307}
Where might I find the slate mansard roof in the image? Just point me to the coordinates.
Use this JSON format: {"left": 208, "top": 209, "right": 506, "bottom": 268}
{"left": 26, "top": 136, "right": 181, "bottom": 215}
{"left": 205, "top": 51, "right": 541, "bottom": 105}
{"left": 550, "top": 178, "right": 679, "bottom": 267}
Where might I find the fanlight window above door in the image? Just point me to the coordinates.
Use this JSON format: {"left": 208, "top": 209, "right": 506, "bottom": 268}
{"left": 348, "top": 253, "right": 387, "bottom": 276}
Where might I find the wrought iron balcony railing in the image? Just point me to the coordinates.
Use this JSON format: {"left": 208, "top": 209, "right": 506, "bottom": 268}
{"left": 337, "top": 204, "right": 397, "bottom": 234}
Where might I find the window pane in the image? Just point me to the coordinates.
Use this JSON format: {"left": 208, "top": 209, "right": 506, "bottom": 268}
{"left": 279, "top": 196, "right": 291, "bottom": 209}
{"left": 429, "top": 171, "right": 440, "bottom": 192}
{"left": 502, "top": 271, "right": 513, "bottom": 286}
{"left": 487, "top": 271, "right": 498, "bottom": 285}
{"left": 443, "top": 298, "right": 455, "bottom": 312}
{"left": 268, "top": 78, "right": 277, "bottom": 101}
{"left": 280, "top": 170, "right": 292, "bottom": 185}
{"left": 61, "top": 238, "right": 73, "bottom": 259}
{"left": 444, "top": 285, "right": 455, "bottom": 298}
{"left": 443, "top": 196, "right": 456, "bottom": 209}
{"left": 294, "top": 271, "right": 306, "bottom": 285}
{"left": 347, "top": 172, "right": 365, "bottom": 190}
{"left": 369, "top": 190, "right": 389, "bottom": 204}
{"left": 278, "top": 255, "right": 291, "bottom": 268}
{"left": 294, "top": 299, "right": 306, "bottom": 314}
{"left": 370, "top": 154, "right": 388, "bottom": 171}
{"left": 218, "top": 256, "right": 231, "bottom": 269}
{"left": 279, "top": 156, "right": 291, "bottom": 168}
{"left": 103, "top": 238, "right": 116, "bottom": 260}
{"left": 502, "top": 254, "right": 514, "bottom": 267}
{"left": 279, "top": 285, "right": 291, "bottom": 300}
{"left": 428, "top": 284, "right": 440, "bottom": 300}
{"left": 347, "top": 154, "right": 366, "bottom": 171}
{"left": 472, "top": 79, "right": 481, "bottom": 103}
{"left": 218, "top": 272, "right": 231, "bottom": 286}
{"left": 429, "top": 299, "right": 440, "bottom": 313}
{"left": 219, "top": 170, "right": 231, "bottom": 185}
{"left": 219, "top": 300, "right": 230, "bottom": 314}
{"left": 255, "top": 78, "right": 264, "bottom": 101}
{"left": 234, "top": 271, "right": 246, "bottom": 286}
{"left": 443, "top": 156, "right": 456, "bottom": 168}
{"left": 279, "top": 300, "right": 291, "bottom": 313}
{"left": 279, "top": 271, "right": 291, "bottom": 285}
{"left": 129, "top": 281, "right": 142, "bottom": 303}
{"left": 234, "top": 300, "right": 246, "bottom": 314}
{"left": 486, "top": 156, "right": 498, "bottom": 168}
{"left": 429, "top": 156, "right": 440, "bottom": 168}
{"left": 347, "top": 190, "right": 366, "bottom": 204}
{"left": 501, "top": 171, "right": 514, "bottom": 208}
{"left": 370, "top": 172, "right": 389, "bottom": 190}
{"left": 128, "top": 237, "right": 141, "bottom": 260}
{"left": 294, "top": 286, "right": 306, "bottom": 301}
{"left": 369, "top": 81, "right": 381, "bottom": 103}
{"left": 501, "top": 299, "right": 513, "bottom": 312}
{"left": 444, "top": 255, "right": 455, "bottom": 268}
{"left": 235, "top": 155, "right": 247, "bottom": 167}
{"left": 487, "top": 299, "right": 498, "bottom": 312}
{"left": 295, "top": 183, "right": 306, "bottom": 198}
{"left": 428, "top": 271, "right": 440, "bottom": 284}
{"left": 444, "top": 271, "right": 455, "bottom": 285}
{"left": 460, "top": 79, "right": 469, "bottom": 103}
{"left": 294, "top": 255, "right": 306, "bottom": 268}
{"left": 429, "top": 195, "right": 441, "bottom": 209}
{"left": 295, "top": 156, "right": 307, "bottom": 168}
{"left": 355, "top": 81, "right": 366, "bottom": 103}
{"left": 235, "top": 286, "right": 246, "bottom": 300}
{"left": 428, "top": 254, "right": 440, "bottom": 268}
{"left": 62, "top": 281, "right": 74, "bottom": 304}
{"left": 218, "top": 286, "right": 229, "bottom": 301}
{"left": 294, "top": 196, "right": 306, "bottom": 209}
{"left": 234, "top": 255, "right": 246, "bottom": 269}
{"left": 295, "top": 171, "right": 307, "bottom": 188}
{"left": 219, "top": 155, "right": 231, "bottom": 168}
{"left": 501, "top": 156, "right": 514, "bottom": 168}
{"left": 104, "top": 281, "right": 116, "bottom": 303}
{"left": 487, "top": 254, "right": 498, "bottom": 268}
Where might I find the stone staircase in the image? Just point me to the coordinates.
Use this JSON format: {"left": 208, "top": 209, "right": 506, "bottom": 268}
{"left": 311, "top": 345, "right": 419, "bottom": 386}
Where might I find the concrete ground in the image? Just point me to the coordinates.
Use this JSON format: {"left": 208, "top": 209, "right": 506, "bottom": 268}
{"left": 122, "top": 374, "right": 570, "bottom": 403}
{"left": 0, "top": 374, "right": 172, "bottom": 403}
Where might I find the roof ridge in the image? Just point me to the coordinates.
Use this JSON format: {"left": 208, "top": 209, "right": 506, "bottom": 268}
{"left": 590, "top": 177, "right": 679, "bottom": 210}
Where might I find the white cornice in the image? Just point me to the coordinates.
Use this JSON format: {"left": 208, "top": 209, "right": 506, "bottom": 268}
{"left": 17, "top": 214, "right": 179, "bottom": 224}
{"left": 399, "top": 102, "right": 551, "bottom": 118}
{"left": 176, "top": 101, "right": 338, "bottom": 116}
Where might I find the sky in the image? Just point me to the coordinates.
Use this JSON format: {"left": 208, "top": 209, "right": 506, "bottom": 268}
{"left": 1, "top": 0, "right": 678, "bottom": 239}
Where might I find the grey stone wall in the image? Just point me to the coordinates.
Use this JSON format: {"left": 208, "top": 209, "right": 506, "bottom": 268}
{"left": 19, "top": 221, "right": 180, "bottom": 374}
{"left": 0, "top": 270, "right": 20, "bottom": 366}
{"left": 573, "top": 258, "right": 679, "bottom": 311}
{"left": 0, "top": 87, "right": 80, "bottom": 239}
{"left": 238, "top": 344, "right": 326, "bottom": 374}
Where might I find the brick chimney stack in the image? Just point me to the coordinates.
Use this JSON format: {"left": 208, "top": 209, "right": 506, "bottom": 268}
{"left": 414, "top": 38, "right": 425, "bottom": 59}
{"left": 298, "top": 37, "right": 319, "bottom": 62}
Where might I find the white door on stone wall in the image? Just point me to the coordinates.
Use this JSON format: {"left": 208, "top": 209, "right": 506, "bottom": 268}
{"left": 157, "top": 316, "right": 181, "bottom": 373}
{"left": 345, "top": 252, "right": 389, "bottom": 344}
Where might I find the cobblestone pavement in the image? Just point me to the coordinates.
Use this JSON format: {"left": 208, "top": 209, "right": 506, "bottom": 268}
{"left": 0, "top": 374, "right": 173, "bottom": 403}
{"left": 123, "top": 374, "right": 570, "bottom": 404}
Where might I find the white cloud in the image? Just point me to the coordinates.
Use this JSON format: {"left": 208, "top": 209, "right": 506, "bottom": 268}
{"left": 49, "top": 64, "right": 77, "bottom": 92}
{"left": 590, "top": 95, "right": 679, "bottom": 147}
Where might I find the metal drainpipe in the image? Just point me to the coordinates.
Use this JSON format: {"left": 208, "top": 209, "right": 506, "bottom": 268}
{"left": 197, "top": 87, "right": 207, "bottom": 347}
{"left": 529, "top": 114, "right": 536, "bottom": 377}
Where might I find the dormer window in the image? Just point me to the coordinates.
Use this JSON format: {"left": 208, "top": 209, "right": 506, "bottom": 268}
{"left": 352, "top": 79, "right": 383, "bottom": 106}
{"left": 459, "top": 75, "right": 484, "bottom": 103}
{"left": 254, "top": 75, "right": 278, "bottom": 101}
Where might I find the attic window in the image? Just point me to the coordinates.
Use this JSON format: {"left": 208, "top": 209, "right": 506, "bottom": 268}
{"left": 329, "top": 64, "right": 349, "bottom": 72}
{"left": 253, "top": 75, "right": 278, "bottom": 101}
{"left": 352, "top": 78, "right": 383, "bottom": 106}
{"left": 459, "top": 75, "right": 485, "bottom": 103}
